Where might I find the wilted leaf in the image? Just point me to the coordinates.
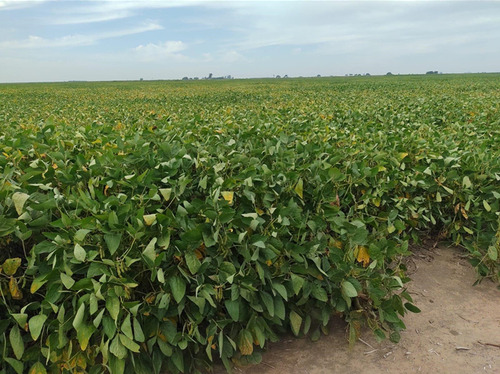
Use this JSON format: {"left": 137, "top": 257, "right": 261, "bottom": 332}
{"left": 237, "top": 329, "right": 254, "bottom": 356}
{"left": 356, "top": 246, "right": 370, "bottom": 267}
{"left": 9, "top": 277, "right": 23, "bottom": 299}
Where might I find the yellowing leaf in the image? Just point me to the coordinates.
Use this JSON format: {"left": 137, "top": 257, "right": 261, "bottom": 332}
{"left": 356, "top": 246, "right": 370, "bottom": 267}
{"left": 397, "top": 152, "right": 408, "bottom": 161}
{"left": 143, "top": 214, "right": 157, "bottom": 226}
{"left": 159, "top": 188, "right": 172, "bottom": 201}
{"left": 30, "top": 276, "right": 47, "bottom": 294}
{"left": 221, "top": 191, "right": 234, "bottom": 204}
{"left": 2, "top": 258, "right": 21, "bottom": 276}
{"left": 12, "top": 192, "right": 29, "bottom": 215}
{"left": 28, "top": 362, "right": 47, "bottom": 374}
{"left": 9, "top": 277, "right": 23, "bottom": 299}
{"left": 294, "top": 178, "right": 304, "bottom": 199}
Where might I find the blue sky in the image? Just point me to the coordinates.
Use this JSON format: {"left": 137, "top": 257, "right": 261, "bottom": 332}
{"left": 0, "top": 0, "right": 499, "bottom": 82}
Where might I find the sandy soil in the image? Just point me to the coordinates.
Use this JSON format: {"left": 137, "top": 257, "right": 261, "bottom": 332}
{"left": 219, "top": 246, "right": 500, "bottom": 374}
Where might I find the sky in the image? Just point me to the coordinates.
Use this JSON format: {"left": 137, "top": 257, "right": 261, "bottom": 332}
{"left": 0, "top": 0, "right": 499, "bottom": 83}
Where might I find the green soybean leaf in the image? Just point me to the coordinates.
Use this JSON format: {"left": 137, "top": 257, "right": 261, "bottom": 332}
{"left": 73, "top": 302, "right": 85, "bottom": 330}
{"left": 260, "top": 291, "right": 275, "bottom": 317}
{"left": 272, "top": 282, "right": 288, "bottom": 301}
{"left": 119, "top": 333, "right": 140, "bottom": 353}
{"left": 290, "top": 273, "right": 304, "bottom": 296}
{"left": 225, "top": 300, "right": 239, "bottom": 321}
{"left": 104, "top": 233, "right": 122, "bottom": 255}
{"left": 185, "top": 251, "right": 201, "bottom": 274}
{"left": 29, "top": 314, "right": 48, "bottom": 341}
{"left": 121, "top": 314, "right": 133, "bottom": 340}
{"left": 5, "top": 358, "right": 24, "bottom": 374}
{"left": 483, "top": 200, "right": 491, "bottom": 212}
{"left": 404, "top": 302, "right": 421, "bottom": 313}
{"left": 143, "top": 237, "right": 157, "bottom": 263}
{"left": 9, "top": 324, "right": 24, "bottom": 360}
{"left": 110, "top": 335, "right": 127, "bottom": 359}
{"left": 74, "top": 243, "right": 86, "bottom": 262}
{"left": 341, "top": 281, "right": 358, "bottom": 298}
{"left": 106, "top": 295, "right": 120, "bottom": 321}
{"left": 60, "top": 273, "right": 75, "bottom": 289}
{"left": 289, "top": 310, "right": 302, "bottom": 336}
{"left": 487, "top": 246, "right": 498, "bottom": 261}
{"left": 133, "top": 317, "right": 145, "bottom": 342}
{"left": 169, "top": 276, "right": 186, "bottom": 303}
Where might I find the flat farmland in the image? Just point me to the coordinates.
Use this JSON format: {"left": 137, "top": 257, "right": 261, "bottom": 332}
{"left": 0, "top": 75, "right": 499, "bottom": 373}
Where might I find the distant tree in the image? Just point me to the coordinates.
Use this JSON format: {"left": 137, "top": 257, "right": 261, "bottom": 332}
{"left": 317, "top": 74, "right": 321, "bottom": 77}
{"left": 182, "top": 77, "right": 189, "bottom": 80}
{"left": 140, "top": 78, "right": 144, "bottom": 81}
{"left": 208, "top": 73, "right": 213, "bottom": 79}
{"left": 386, "top": 72, "right": 393, "bottom": 76}
{"left": 283, "top": 75, "right": 288, "bottom": 78}
{"left": 426, "top": 71, "right": 439, "bottom": 75}
{"left": 276, "top": 75, "right": 281, "bottom": 78}
{"left": 365, "top": 73, "right": 371, "bottom": 76}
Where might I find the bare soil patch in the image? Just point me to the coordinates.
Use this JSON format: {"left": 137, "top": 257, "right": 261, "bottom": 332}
{"left": 219, "top": 246, "right": 500, "bottom": 374}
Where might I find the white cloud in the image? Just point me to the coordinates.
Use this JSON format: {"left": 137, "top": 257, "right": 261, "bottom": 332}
{"left": 220, "top": 50, "right": 246, "bottom": 63}
{"left": 0, "top": 0, "right": 47, "bottom": 10}
{"left": 134, "top": 41, "right": 188, "bottom": 61}
{"left": 51, "top": 10, "right": 132, "bottom": 25}
{"left": 0, "top": 22, "right": 162, "bottom": 48}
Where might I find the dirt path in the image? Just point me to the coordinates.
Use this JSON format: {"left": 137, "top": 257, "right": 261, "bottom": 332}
{"left": 221, "top": 246, "right": 500, "bottom": 374}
